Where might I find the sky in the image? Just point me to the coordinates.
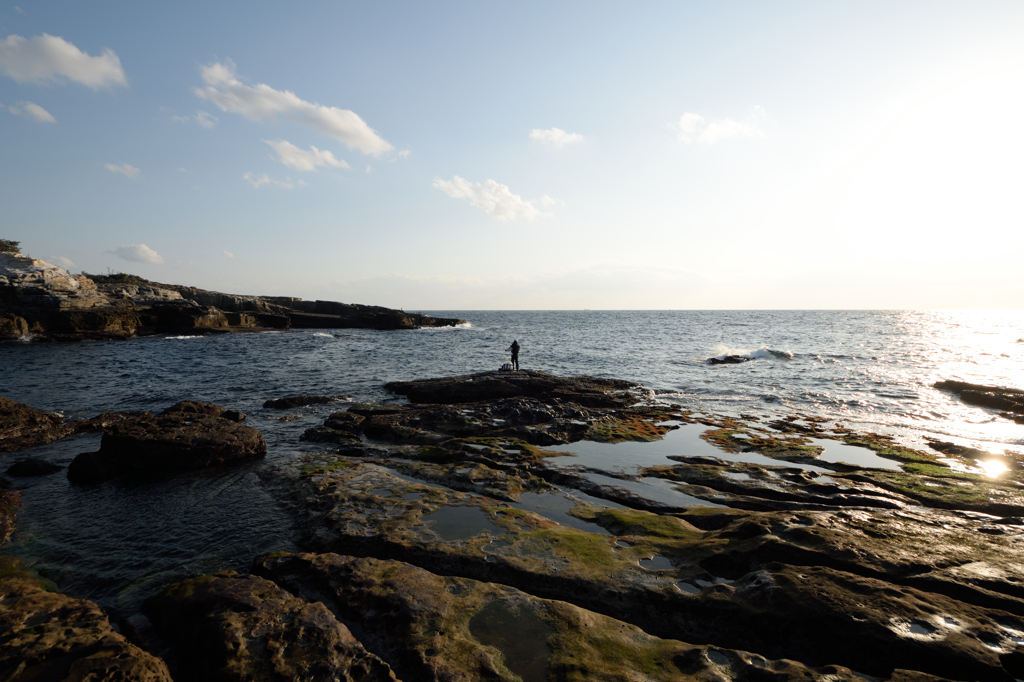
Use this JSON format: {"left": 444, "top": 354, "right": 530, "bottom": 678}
{"left": 2, "top": 1, "right": 1023, "bottom": 310}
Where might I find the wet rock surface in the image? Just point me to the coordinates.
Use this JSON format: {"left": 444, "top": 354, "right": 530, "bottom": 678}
{"left": 144, "top": 570, "right": 396, "bottom": 682}
{"left": 707, "top": 354, "right": 751, "bottom": 365}
{"left": 5, "top": 371, "right": 1024, "bottom": 680}
{"left": 245, "top": 375, "right": 1024, "bottom": 681}
{"left": 385, "top": 370, "right": 637, "bottom": 407}
{"left": 0, "top": 396, "right": 74, "bottom": 451}
{"left": 252, "top": 551, "right": 895, "bottom": 682}
{"left": 67, "top": 400, "right": 266, "bottom": 484}
{"left": 936, "top": 380, "right": 1024, "bottom": 423}
{"left": 0, "top": 557, "right": 173, "bottom": 681}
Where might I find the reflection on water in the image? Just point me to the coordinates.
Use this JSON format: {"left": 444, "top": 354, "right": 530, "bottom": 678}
{"left": 510, "top": 492, "right": 610, "bottom": 535}
{"left": 544, "top": 423, "right": 731, "bottom": 472}
{"left": 2, "top": 310, "right": 1023, "bottom": 625}
{"left": 2, "top": 433, "right": 298, "bottom": 620}
{"left": 979, "top": 459, "right": 1009, "bottom": 478}
{"left": 469, "top": 600, "right": 553, "bottom": 682}
{"left": 808, "top": 438, "right": 903, "bottom": 471}
{"left": 580, "top": 471, "right": 725, "bottom": 509}
{"left": 420, "top": 505, "right": 504, "bottom": 541}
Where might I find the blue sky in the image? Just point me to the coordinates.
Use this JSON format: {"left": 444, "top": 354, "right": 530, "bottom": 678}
{"left": 2, "top": 1, "right": 1022, "bottom": 309}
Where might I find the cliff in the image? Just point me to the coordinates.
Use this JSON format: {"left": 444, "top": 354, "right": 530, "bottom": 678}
{"left": 0, "top": 253, "right": 465, "bottom": 341}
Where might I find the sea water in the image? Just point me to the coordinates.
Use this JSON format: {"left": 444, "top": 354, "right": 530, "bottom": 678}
{"left": 1, "top": 310, "right": 1022, "bottom": 617}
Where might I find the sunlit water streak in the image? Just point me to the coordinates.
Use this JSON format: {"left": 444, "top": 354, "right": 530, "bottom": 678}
{"left": 1, "top": 310, "right": 1021, "bottom": 619}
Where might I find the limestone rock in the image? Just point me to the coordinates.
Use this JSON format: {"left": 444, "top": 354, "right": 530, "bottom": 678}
{"left": 254, "top": 551, "right": 908, "bottom": 682}
{"left": 68, "top": 401, "right": 265, "bottom": 484}
{"left": 0, "top": 557, "right": 173, "bottom": 681}
{"left": 0, "top": 396, "right": 75, "bottom": 451}
{"left": 143, "top": 570, "right": 396, "bottom": 682}
{"left": 0, "top": 482, "right": 19, "bottom": 545}
{"left": 385, "top": 370, "right": 638, "bottom": 408}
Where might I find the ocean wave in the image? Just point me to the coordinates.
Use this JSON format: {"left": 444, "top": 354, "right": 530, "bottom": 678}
{"left": 708, "top": 345, "right": 794, "bottom": 364}
{"left": 414, "top": 322, "right": 474, "bottom": 332}
{"left": 166, "top": 335, "right": 201, "bottom": 340}
{"left": 311, "top": 332, "right": 334, "bottom": 338}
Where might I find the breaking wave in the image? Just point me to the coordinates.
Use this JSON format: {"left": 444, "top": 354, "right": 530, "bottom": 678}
{"left": 708, "top": 345, "right": 794, "bottom": 363}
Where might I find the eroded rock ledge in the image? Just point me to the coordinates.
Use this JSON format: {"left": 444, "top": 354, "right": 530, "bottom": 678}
{"left": 5, "top": 374, "right": 1024, "bottom": 680}
{"left": 0, "top": 252, "right": 466, "bottom": 341}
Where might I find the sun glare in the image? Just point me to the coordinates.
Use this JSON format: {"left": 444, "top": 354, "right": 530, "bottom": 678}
{"left": 838, "top": 66, "right": 1024, "bottom": 262}
{"left": 979, "top": 459, "right": 1009, "bottom": 478}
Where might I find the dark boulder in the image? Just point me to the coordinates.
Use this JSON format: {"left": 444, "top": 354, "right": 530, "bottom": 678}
{"left": 708, "top": 355, "right": 751, "bottom": 365}
{"left": 68, "top": 402, "right": 265, "bottom": 484}
{"left": 0, "top": 396, "right": 74, "bottom": 451}
{"left": 935, "top": 380, "right": 1024, "bottom": 422}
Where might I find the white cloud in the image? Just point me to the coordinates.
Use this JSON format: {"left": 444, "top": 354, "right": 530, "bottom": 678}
{"left": 173, "top": 110, "right": 218, "bottom": 128}
{"left": 113, "top": 244, "right": 163, "bottom": 264}
{"left": 222, "top": 250, "right": 235, "bottom": 259}
{"left": 433, "top": 176, "right": 547, "bottom": 221}
{"left": 0, "top": 34, "right": 126, "bottom": 88}
{"left": 265, "top": 139, "right": 349, "bottom": 171}
{"left": 104, "top": 162, "right": 139, "bottom": 179}
{"left": 52, "top": 256, "right": 76, "bottom": 269}
{"left": 243, "top": 172, "right": 295, "bottom": 189}
{"left": 672, "top": 113, "right": 706, "bottom": 144}
{"left": 8, "top": 100, "right": 55, "bottom": 123}
{"left": 398, "top": 149, "right": 411, "bottom": 158}
{"left": 195, "top": 60, "right": 392, "bottom": 156}
{"left": 672, "top": 109, "right": 765, "bottom": 144}
{"left": 529, "top": 127, "right": 585, "bottom": 148}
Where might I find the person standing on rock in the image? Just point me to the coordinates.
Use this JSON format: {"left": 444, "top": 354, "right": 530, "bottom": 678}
{"left": 506, "top": 339, "right": 520, "bottom": 370}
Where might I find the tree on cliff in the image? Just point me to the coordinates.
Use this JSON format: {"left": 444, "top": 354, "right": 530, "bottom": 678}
{"left": 0, "top": 239, "right": 20, "bottom": 254}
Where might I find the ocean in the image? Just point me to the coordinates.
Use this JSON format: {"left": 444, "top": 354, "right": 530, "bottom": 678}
{"left": 1, "top": 309, "right": 1022, "bottom": 618}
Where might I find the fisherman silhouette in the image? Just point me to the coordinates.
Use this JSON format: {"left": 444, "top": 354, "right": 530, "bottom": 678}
{"left": 506, "top": 339, "right": 520, "bottom": 371}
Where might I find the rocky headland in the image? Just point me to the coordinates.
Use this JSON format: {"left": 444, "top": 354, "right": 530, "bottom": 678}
{"left": 0, "top": 252, "right": 465, "bottom": 341}
{"left": 2, "top": 373, "right": 1024, "bottom": 680}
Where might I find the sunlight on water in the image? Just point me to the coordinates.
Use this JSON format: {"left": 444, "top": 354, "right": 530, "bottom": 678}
{"left": 980, "top": 459, "right": 1009, "bottom": 478}
{"left": 2, "top": 309, "right": 1023, "bottom": 622}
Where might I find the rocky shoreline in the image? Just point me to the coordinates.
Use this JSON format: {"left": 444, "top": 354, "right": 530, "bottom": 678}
{"left": 2, "top": 371, "right": 1024, "bottom": 680}
{"left": 0, "top": 252, "right": 465, "bottom": 341}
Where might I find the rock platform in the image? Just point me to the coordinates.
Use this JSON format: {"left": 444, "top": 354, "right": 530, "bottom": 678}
{"left": 2, "top": 373, "right": 1024, "bottom": 680}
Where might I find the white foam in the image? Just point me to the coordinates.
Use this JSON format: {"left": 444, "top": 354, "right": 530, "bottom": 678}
{"left": 711, "top": 344, "right": 794, "bottom": 361}
{"left": 311, "top": 332, "right": 333, "bottom": 338}
{"left": 166, "top": 335, "right": 201, "bottom": 340}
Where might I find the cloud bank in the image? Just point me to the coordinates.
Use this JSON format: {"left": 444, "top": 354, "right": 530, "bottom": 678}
{"left": 104, "top": 163, "right": 139, "bottom": 179}
{"left": 195, "top": 60, "right": 392, "bottom": 156}
{"left": 7, "top": 100, "right": 54, "bottom": 123}
{"left": 433, "top": 176, "right": 546, "bottom": 221}
{"left": 265, "top": 139, "right": 349, "bottom": 171}
{"left": 672, "top": 109, "right": 764, "bottom": 144}
{"left": 0, "top": 34, "right": 126, "bottom": 88}
{"left": 530, "top": 127, "right": 585, "bottom": 148}
{"left": 113, "top": 244, "right": 162, "bottom": 264}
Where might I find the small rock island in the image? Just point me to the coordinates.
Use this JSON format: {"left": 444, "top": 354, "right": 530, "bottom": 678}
{"left": 0, "top": 250, "right": 464, "bottom": 341}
